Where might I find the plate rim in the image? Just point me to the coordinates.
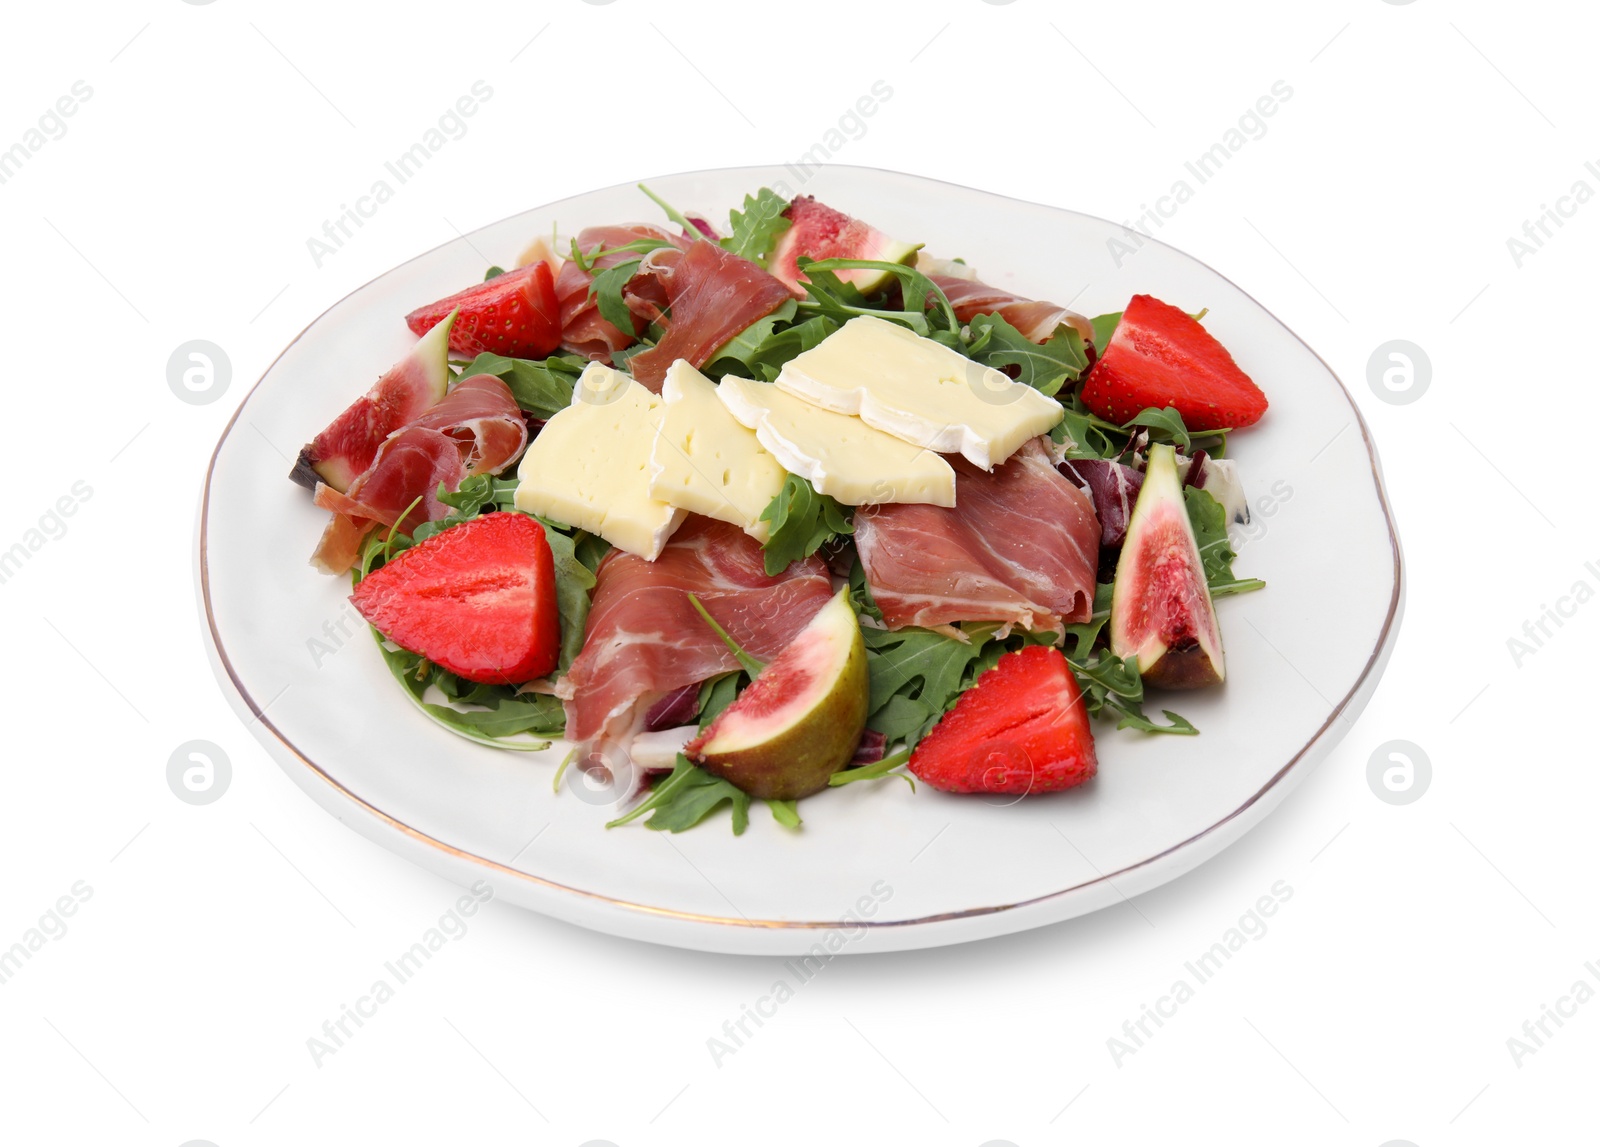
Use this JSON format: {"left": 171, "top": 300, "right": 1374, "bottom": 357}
{"left": 200, "top": 162, "right": 1405, "bottom": 938}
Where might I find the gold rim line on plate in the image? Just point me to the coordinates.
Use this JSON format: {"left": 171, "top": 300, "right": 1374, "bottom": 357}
{"left": 199, "top": 164, "right": 1405, "bottom": 935}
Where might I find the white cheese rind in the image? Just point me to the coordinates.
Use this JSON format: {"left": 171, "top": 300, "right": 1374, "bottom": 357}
{"left": 647, "top": 360, "right": 788, "bottom": 542}
{"left": 717, "top": 375, "right": 956, "bottom": 507}
{"left": 774, "top": 314, "right": 1064, "bottom": 469}
{"left": 512, "top": 362, "right": 685, "bottom": 559}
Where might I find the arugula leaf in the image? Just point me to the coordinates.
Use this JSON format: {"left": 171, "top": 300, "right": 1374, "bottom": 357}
{"left": 703, "top": 298, "right": 798, "bottom": 374}
{"left": 741, "top": 315, "right": 840, "bottom": 382}
{"left": 456, "top": 351, "right": 584, "bottom": 419}
{"left": 758, "top": 474, "right": 853, "bottom": 576}
{"left": 848, "top": 558, "right": 883, "bottom": 623}
{"left": 569, "top": 236, "right": 676, "bottom": 272}
{"left": 1068, "top": 649, "right": 1197, "bottom": 735}
{"left": 1054, "top": 399, "right": 1126, "bottom": 460}
{"left": 435, "top": 474, "right": 518, "bottom": 518}
{"left": 859, "top": 624, "right": 999, "bottom": 747}
{"left": 421, "top": 693, "right": 565, "bottom": 738}
{"left": 1124, "top": 406, "right": 1192, "bottom": 453}
{"left": 610, "top": 339, "right": 654, "bottom": 372}
{"left": 571, "top": 531, "right": 612, "bottom": 575}
{"left": 1185, "top": 487, "right": 1265, "bottom": 597}
{"left": 688, "top": 593, "right": 765, "bottom": 677}
{"left": 606, "top": 755, "right": 750, "bottom": 835}
{"left": 854, "top": 604, "right": 1198, "bottom": 744}
{"left": 589, "top": 259, "right": 644, "bottom": 333}
{"left": 637, "top": 183, "right": 703, "bottom": 238}
{"left": 696, "top": 672, "right": 742, "bottom": 730}
{"left": 1089, "top": 311, "right": 1122, "bottom": 352}
{"left": 484, "top": 265, "right": 506, "bottom": 280}
{"left": 371, "top": 636, "right": 563, "bottom": 749}
{"left": 963, "top": 312, "right": 1089, "bottom": 397}
{"left": 796, "top": 257, "right": 957, "bottom": 335}
{"left": 697, "top": 675, "right": 745, "bottom": 729}
{"left": 541, "top": 523, "right": 597, "bottom": 670}
{"left": 411, "top": 477, "right": 518, "bottom": 546}
{"left": 721, "top": 188, "right": 791, "bottom": 265}
{"left": 828, "top": 747, "right": 914, "bottom": 789}
{"left": 767, "top": 799, "right": 802, "bottom": 828}
{"left": 1061, "top": 581, "right": 1114, "bottom": 661}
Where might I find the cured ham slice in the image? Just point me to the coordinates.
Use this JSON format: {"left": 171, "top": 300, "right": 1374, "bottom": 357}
{"left": 406, "top": 373, "right": 527, "bottom": 477}
{"left": 854, "top": 439, "right": 1100, "bottom": 635}
{"left": 309, "top": 374, "right": 526, "bottom": 574}
{"left": 311, "top": 428, "right": 463, "bottom": 574}
{"left": 623, "top": 240, "right": 794, "bottom": 391}
{"left": 932, "top": 274, "right": 1094, "bottom": 344}
{"left": 559, "top": 517, "right": 834, "bottom": 779}
{"left": 557, "top": 224, "right": 687, "bottom": 360}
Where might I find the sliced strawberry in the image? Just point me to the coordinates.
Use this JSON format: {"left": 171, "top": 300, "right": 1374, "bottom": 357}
{"left": 350, "top": 512, "right": 559, "bottom": 685}
{"left": 405, "top": 262, "right": 562, "bottom": 359}
{"left": 909, "top": 646, "right": 1097, "bottom": 795}
{"left": 1080, "top": 294, "right": 1267, "bottom": 432}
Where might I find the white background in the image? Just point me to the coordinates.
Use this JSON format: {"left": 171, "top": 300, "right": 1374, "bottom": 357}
{"left": 1, "top": 1, "right": 1594, "bottom": 1144}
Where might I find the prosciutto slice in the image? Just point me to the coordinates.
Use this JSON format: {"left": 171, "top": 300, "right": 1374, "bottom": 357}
{"left": 623, "top": 239, "right": 794, "bottom": 390}
{"left": 406, "top": 373, "right": 528, "bottom": 477}
{"left": 557, "top": 223, "right": 687, "bottom": 360}
{"left": 311, "top": 428, "right": 464, "bottom": 574}
{"left": 309, "top": 374, "right": 526, "bottom": 574}
{"left": 932, "top": 274, "right": 1094, "bottom": 344}
{"left": 559, "top": 517, "right": 834, "bottom": 778}
{"left": 854, "top": 439, "right": 1100, "bottom": 635}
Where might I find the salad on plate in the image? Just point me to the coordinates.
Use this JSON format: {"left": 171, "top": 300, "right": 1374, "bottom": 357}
{"left": 287, "top": 185, "right": 1269, "bottom": 835}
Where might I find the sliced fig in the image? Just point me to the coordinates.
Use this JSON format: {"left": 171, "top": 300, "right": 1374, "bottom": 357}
{"left": 684, "top": 588, "right": 868, "bottom": 800}
{"left": 1109, "top": 443, "right": 1225, "bottom": 689}
{"left": 289, "top": 310, "right": 455, "bottom": 492}
{"left": 767, "top": 196, "right": 921, "bottom": 297}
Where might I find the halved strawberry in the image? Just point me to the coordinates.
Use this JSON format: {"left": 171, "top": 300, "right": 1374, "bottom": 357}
{"left": 1080, "top": 294, "right": 1267, "bottom": 432}
{"left": 909, "top": 646, "right": 1097, "bottom": 795}
{"left": 350, "top": 512, "right": 559, "bottom": 684}
{"left": 405, "top": 262, "right": 562, "bottom": 359}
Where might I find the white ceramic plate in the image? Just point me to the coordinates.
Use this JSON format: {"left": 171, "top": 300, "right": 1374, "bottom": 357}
{"left": 200, "top": 165, "right": 1402, "bottom": 955}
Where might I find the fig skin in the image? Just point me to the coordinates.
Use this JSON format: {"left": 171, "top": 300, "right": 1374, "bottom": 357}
{"left": 1140, "top": 637, "right": 1223, "bottom": 691}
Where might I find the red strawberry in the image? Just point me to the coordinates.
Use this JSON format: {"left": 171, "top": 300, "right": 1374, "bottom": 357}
{"left": 405, "top": 262, "right": 562, "bottom": 359}
{"left": 1080, "top": 294, "right": 1267, "bottom": 432}
{"left": 350, "top": 512, "right": 559, "bottom": 684}
{"left": 909, "top": 646, "right": 1097, "bottom": 795}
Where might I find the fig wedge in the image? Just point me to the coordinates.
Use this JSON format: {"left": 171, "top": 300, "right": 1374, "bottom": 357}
{"left": 684, "top": 588, "right": 868, "bottom": 800}
{"left": 1110, "top": 443, "right": 1225, "bottom": 689}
